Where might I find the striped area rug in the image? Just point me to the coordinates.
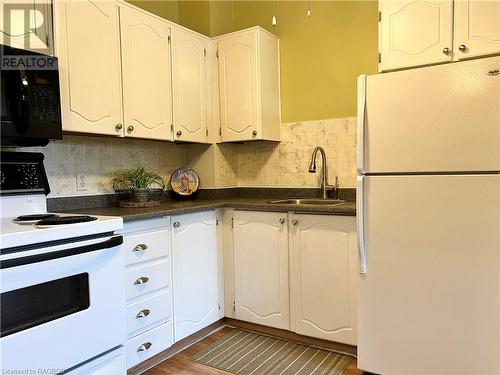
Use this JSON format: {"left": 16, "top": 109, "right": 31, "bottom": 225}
{"left": 191, "top": 329, "right": 354, "bottom": 375}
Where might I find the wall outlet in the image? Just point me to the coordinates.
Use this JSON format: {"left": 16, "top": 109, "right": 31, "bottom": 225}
{"left": 76, "top": 172, "right": 88, "bottom": 191}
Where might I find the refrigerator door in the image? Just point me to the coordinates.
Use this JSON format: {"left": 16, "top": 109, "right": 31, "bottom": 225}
{"left": 358, "top": 174, "right": 500, "bottom": 375}
{"left": 358, "top": 56, "right": 500, "bottom": 174}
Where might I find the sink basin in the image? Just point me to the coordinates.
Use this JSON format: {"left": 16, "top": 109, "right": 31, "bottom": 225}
{"left": 268, "top": 198, "right": 346, "bottom": 206}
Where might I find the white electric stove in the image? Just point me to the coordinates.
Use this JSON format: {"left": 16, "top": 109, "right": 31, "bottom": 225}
{"left": 0, "top": 151, "right": 126, "bottom": 374}
{"left": 0, "top": 199, "right": 123, "bottom": 249}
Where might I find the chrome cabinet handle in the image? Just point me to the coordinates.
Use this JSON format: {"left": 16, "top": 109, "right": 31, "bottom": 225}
{"left": 176, "top": 130, "right": 182, "bottom": 137}
{"left": 127, "top": 125, "right": 134, "bottom": 133}
{"left": 136, "top": 309, "right": 151, "bottom": 318}
{"left": 458, "top": 44, "right": 467, "bottom": 52}
{"left": 115, "top": 123, "right": 123, "bottom": 130}
{"left": 134, "top": 276, "right": 149, "bottom": 285}
{"left": 137, "top": 342, "right": 152, "bottom": 352}
{"left": 291, "top": 219, "right": 298, "bottom": 226}
{"left": 252, "top": 130, "right": 257, "bottom": 136}
{"left": 442, "top": 47, "right": 450, "bottom": 55}
{"left": 133, "top": 244, "right": 148, "bottom": 252}
{"left": 279, "top": 218, "right": 285, "bottom": 224}
{"left": 173, "top": 221, "right": 180, "bottom": 228}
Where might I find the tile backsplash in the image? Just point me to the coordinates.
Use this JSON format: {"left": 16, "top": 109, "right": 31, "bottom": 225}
{"left": 235, "top": 117, "right": 357, "bottom": 188}
{"left": 17, "top": 116, "right": 356, "bottom": 197}
{"left": 20, "top": 136, "right": 186, "bottom": 197}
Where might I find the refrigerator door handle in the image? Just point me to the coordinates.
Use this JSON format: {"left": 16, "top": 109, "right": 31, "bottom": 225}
{"left": 357, "top": 74, "right": 367, "bottom": 174}
{"left": 357, "top": 175, "right": 367, "bottom": 274}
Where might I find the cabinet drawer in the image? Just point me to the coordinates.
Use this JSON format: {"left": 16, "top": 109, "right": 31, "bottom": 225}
{"left": 123, "top": 229, "right": 170, "bottom": 266}
{"left": 126, "top": 321, "right": 173, "bottom": 369}
{"left": 127, "top": 290, "right": 171, "bottom": 337}
{"left": 125, "top": 259, "right": 170, "bottom": 300}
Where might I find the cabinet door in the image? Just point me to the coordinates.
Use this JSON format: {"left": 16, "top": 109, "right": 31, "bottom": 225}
{"left": 171, "top": 211, "right": 219, "bottom": 341}
{"left": 217, "top": 32, "right": 260, "bottom": 142}
{"left": 57, "top": 0, "right": 122, "bottom": 136}
{"left": 454, "top": 0, "right": 500, "bottom": 60}
{"left": 290, "top": 214, "right": 358, "bottom": 345}
{"left": 171, "top": 27, "right": 208, "bottom": 143}
{"left": 233, "top": 211, "right": 289, "bottom": 330}
{"left": 120, "top": 6, "right": 172, "bottom": 141}
{"left": 0, "top": 0, "right": 53, "bottom": 54}
{"left": 379, "top": 0, "right": 453, "bottom": 71}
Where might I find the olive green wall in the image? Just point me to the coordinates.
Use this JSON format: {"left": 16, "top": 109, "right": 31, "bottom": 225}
{"left": 178, "top": 1, "right": 211, "bottom": 36}
{"left": 210, "top": 1, "right": 378, "bottom": 123}
{"left": 127, "top": 0, "right": 211, "bottom": 35}
{"left": 127, "top": 0, "right": 378, "bottom": 123}
{"left": 127, "top": 0, "right": 180, "bottom": 23}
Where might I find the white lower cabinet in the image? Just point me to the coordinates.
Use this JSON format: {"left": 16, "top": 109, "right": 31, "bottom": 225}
{"left": 230, "top": 210, "right": 358, "bottom": 345}
{"left": 233, "top": 211, "right": 289, "bottom": 330}
{"left": 126, "top": 290, "right": 172, "bottom": 336}
{"left": 289, "top": 214, "right": 358, "bottom": 345}
{"left": 122, "top": 218, "right": 173, "bottom": 369}
{"left": 171, "top": 211, "right": 220, "bottom": 341}
{"left": 126, "top": 321, "right": 173, "bottom": 369}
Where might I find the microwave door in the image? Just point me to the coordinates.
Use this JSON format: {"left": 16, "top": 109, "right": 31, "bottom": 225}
{"left": 1, "top": 70, "right": 29, "bottom": 138}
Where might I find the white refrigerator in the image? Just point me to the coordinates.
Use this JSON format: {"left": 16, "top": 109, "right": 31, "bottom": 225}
{"left": 357, "top": 56, "right": 500, "bottom": 375}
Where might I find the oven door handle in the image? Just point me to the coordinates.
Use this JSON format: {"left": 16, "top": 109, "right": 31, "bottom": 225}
{"left": 0, "top": 236, "right": 123, "bottom": 269}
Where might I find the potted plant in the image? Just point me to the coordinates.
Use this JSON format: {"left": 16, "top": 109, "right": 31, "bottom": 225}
{"left": 112, "top": 165, "right": 165, "bottom": 207}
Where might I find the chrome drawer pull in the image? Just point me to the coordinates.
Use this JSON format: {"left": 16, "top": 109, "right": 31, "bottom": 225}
{"left": 134, "top": 276, "right": 149, "bottom": 285}
{"left": 136, "top": 309, "right": 151, "bottom": 318}
{"left": 137, "top": 342, "right": 152, "bottom": 352}
{"left": 133, "top": 244, "right": 148, "bottom": 252}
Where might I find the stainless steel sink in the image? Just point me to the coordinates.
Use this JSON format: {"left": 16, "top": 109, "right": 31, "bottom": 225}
{"left": 268, "top": 198, "right": 346, "bottom": 206}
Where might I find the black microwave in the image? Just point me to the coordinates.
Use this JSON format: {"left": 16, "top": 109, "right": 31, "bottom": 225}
{"left": 1, "top": 44, "right": 62, "bottom": 147}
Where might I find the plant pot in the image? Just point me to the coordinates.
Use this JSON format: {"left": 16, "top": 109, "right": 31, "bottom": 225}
{"left": 133, "top": 188, "right": 150, "bottom": 203}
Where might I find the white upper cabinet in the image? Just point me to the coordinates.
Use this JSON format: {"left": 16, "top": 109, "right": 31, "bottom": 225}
{"left": 171, "top": 27, "right": 209, "bottom": 143}
{"left": 233, "top": 211, "right": 289, "bottom": 330}
{"left": 56, "top": 0, "right": 123, "bottom": 136}
{"left": 379, "top": 0, "right": 454, "bottom": 71}
{"left": 0, "top": 0, "right": 54, "bottom": 55}
{"left": 454, "top": 0, "right": 500, "bottom": 60}
{"left": 379, "top": 0, "right": 500, "bottom": 71}
{"left": 216, "top": 27, "right": 281, "bottom": 142}
{"left": 171, "top": 211, "right": 219, "bottom": 342}
{"left": 289, "top": 214, "right": 358, "bottom": 345}
{"left": 119, "top": 5, "right": 173, "bottom": 141}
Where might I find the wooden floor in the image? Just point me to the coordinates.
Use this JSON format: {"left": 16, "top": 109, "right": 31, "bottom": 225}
{"left": 144, "top": 327, "right": 363, "bottom": 375}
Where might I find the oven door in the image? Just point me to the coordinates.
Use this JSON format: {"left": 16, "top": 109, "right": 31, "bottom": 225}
{"left": 0, "top": 235, "right": 126, "bottom": 373}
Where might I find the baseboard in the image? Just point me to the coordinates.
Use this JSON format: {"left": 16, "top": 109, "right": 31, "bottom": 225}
{"left": 127, "top": 318, "right": 226, "bottom": 375}
{"left": 224, "top": 318, "right": 357, "bottom": 357}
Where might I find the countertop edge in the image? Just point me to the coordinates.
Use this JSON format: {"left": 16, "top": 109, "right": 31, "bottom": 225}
{"left": 61, "top": 199, "right": 356, "bottom": 222}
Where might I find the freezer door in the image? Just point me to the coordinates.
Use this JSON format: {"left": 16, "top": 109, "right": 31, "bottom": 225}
{"left": 358, "top": 56, "right": 500, "bottom": 174}
{"left": 358, "top": 174, "right": 500, "bottom": 375}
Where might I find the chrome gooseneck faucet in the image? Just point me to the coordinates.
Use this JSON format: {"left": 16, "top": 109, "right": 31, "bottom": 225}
{"left": 308, "top": 146, "right": 334, "bottom": 199}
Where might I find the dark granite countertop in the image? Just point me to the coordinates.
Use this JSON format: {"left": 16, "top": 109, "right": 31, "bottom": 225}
{"left": 61, "top": 197, "right": 356, "bottom": 222}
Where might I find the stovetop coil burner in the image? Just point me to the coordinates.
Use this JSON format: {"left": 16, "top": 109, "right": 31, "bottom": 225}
{"left": 14, "top": 214, "right": 59, "bottom": 222}
{"left": 36, "top": 216, "right": 98, "bottom": 226}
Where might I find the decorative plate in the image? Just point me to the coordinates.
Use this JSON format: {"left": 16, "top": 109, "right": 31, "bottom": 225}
{"left": 169, "top": 167, "right": 200, "bottom": 196}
